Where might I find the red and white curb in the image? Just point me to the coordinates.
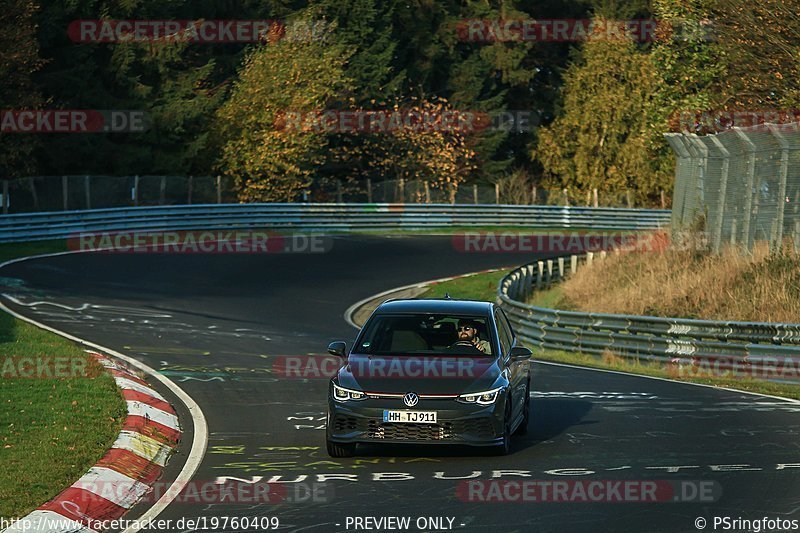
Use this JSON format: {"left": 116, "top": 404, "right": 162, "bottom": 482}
{"left": 2, "top": 351, "right": 181, "bottom": 533}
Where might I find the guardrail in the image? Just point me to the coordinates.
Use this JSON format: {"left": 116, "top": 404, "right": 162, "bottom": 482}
{"left": 0, "top": 203, "right": 670, "bottom": 243}
{"left": 498, "top": 253, "right": 800, "bottom": 382}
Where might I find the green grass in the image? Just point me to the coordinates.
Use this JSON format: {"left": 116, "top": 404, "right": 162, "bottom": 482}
{"left": 0, "top": 240, "right": 126, "bottom": 519}
{"left": 0, "top": 240, "right": 68, "bottom": 265}
{"left": 417, "top": 269, "right": 509, "bottom": 301}
{"left": 419, "top": 267, "right": 800, "bottom": 401}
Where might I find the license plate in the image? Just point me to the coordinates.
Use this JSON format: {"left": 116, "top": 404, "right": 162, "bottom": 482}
{"left": 382, "top": 410, "right": 437, "bottom": 423}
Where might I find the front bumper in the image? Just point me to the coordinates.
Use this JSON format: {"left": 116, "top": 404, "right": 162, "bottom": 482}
{"left": 327, "top": 397, "right": 505, "bottom": 446}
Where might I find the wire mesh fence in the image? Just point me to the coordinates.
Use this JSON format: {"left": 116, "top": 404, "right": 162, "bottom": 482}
{"left": 0, "top": 175, "right": 663, "bottom": 214}
{"left": 665, "top": 122, "right": 800, "bottom": 253}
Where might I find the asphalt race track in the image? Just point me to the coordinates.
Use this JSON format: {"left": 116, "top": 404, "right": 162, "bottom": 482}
{"left": 2, "top": 235, "right": 799, "bottom": 533}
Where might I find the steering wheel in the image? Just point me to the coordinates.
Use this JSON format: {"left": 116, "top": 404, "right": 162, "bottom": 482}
{"left": 446, "top": 340, "right": 483, "bottom": 353}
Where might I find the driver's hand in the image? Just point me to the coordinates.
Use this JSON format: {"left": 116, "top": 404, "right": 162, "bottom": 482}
{"left": 472, "top": 338, "right": 485, "bottom": 353}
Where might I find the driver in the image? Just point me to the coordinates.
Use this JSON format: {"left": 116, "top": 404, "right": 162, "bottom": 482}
{"left": 453, "top": 319, "right": 491, "bottom": 353}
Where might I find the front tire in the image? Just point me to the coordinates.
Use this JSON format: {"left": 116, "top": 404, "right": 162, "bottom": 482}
{"left": 514, "top": 380, "right": 531, "bottom": 436}
{"left": 326, "top": 439, "right": 356, "bottom": 458}
{"left": 491, "top": 400, "right": 512, "bottom": 456}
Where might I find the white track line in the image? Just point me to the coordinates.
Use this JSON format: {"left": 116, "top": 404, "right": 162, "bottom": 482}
{"left": 343, "top": 269, "right": 800, "bottom": 404}
{"left": 0, "top": 250, "right": 208, "bottom": 533}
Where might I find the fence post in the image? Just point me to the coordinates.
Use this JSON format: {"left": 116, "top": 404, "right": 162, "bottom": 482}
{"left": 187, "top": 175, "right": 193, "bottom": 204}
{"left": 794, "top": 220, "right": 800, "bottom": 255}
{"left": 2, "top": 180, "right": 8, "bottom": 214}
{"left": 625, "top": 189, "right": 633, "bottom": 208}
{"left": 159, "top": 176, "right": 166, "bottom": 205}
{"left": 586, "top": 251, "right": 593, "bottom": 267}
{"left": 398, "top": 179, "right": 405, "bottom": 203}
{"left": 562, "top": 188, "right": 569, "bottom": 206}
{"left": 532, "top": 185, "right": 537, "bottom": 205}
{"left": 660, "top": 189, "right": 666, "bottom": 209}
{"left": 734, "top": 128, "right": 757, "bottom": 252}
{"left": 709, "top": 135, "right": 730, "bottom": 253}
{"left": 473, "top": 184, "right": 478, "bottom": 204}
{"left": 366, "top": 178, "right": 372, "bottom": 203}
{"left": 336, "top": 180, "right": 343, "bottom": 203}
{"left": 730, "top": 218, "right": 738, "bottom": 247}
{"left": 570, "top": 254, "right": 578, "bottom": 274}
{"left": 495, "top": 183, "right": 500, "bottom": 204}
{"left": 593, "top": 188, "right": 598, "bottom": 208}
{"left": 84, "top": 175, "right": 91, "bottom": 210}
{"left": 768, "top": 125, "right": 791, "bottom": 251}
{"left": 424, "top": 181, "right": 430, "bottom": 203}
{"left": 62, "top": 175, "right": 68, "bottom": 210}
{"left": 216, "top": 175, "right": 222, "bottom": 204}
{"left": 585, "top": 190, "right": 590, "bottom": 206}
{"left": 28, "top": 177, "right": 39, "bottom": 211}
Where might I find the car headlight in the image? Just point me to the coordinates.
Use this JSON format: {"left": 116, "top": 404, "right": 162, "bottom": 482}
{"left": 457, "top": 387, "right": 503, "bottom": 405}
{"left": 332, "top": 383, "right": 368, "bottom": 402}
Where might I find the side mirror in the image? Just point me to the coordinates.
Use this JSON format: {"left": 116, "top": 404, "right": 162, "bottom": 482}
{"left": 510, "top": 345, "right": 532, "bottom": 362}
{"left": 328, "top": 341, "right": 347, "bottom": 358}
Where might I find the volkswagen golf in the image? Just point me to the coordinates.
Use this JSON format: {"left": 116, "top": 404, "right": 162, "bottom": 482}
{"left": 325, "top": 299, "right": 532, "bottom": 457}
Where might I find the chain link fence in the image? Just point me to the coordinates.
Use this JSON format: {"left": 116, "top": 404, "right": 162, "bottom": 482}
{"left": 0, "top": 175, "right": 663, "bottom": 214}
{"left": 665, "top": 122, "right": 800, "bottom": 252}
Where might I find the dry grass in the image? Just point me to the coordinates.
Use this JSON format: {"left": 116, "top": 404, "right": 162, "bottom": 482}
{"left": 559, "top": 241, "right": 800, "bottom": 322}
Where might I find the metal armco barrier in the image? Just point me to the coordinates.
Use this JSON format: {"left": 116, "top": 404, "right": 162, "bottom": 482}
{"left": 498, "top": 254, "right": 800, "bottom": 382}
{"left": 0, "top": 203, "right": 670, "bottom": 243}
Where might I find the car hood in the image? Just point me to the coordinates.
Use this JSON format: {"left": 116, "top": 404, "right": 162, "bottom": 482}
{"left": 336, "top": 353, "right": 502, "bottom": 395}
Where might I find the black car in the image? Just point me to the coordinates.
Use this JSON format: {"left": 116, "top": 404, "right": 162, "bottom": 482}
{"left": 326, "top": 299, "right": 532, "bottom": 457}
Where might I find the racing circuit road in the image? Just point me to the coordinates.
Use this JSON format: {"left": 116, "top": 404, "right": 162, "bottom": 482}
{"left": 2, "top": 235, "right": 799, "bottom": 533}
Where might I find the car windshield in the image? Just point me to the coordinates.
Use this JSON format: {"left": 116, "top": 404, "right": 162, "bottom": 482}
{"left": 355, "top": 314, "right": 494, "bottom": 356}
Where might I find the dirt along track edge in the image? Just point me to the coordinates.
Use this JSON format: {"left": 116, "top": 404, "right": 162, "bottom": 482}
{"left": 0, "top": 250, "right": 209, "bottom": 533}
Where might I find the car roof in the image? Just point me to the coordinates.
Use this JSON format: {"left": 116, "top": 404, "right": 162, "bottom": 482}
{"left": 374, "top": 298, "right": 495, "bottom": 316}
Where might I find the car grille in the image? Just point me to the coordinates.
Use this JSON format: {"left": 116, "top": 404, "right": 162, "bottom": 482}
{"left": 332, "top": 415, "right": 494, "bottom": 441}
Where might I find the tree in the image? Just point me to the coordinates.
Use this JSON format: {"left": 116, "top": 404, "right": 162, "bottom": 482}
{"left": 0, "top": 0, "right": 43, "bottom": 179}
{"left": 534, "top": 19, "right": 664, "bottom": 202}
{"left": 214, "top": 23, "right": 352, "bottom": 202}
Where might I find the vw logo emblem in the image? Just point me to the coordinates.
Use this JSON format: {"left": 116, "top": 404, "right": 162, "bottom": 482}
{"left": 403, "top": 392, "right": 419, "bottom": 407}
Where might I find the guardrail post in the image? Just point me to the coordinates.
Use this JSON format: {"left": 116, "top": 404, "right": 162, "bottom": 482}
{"left": 84, "top": 175, "right": 91, "bottom": 210}
{"left": 187, "top": 175, "right": 193, "bottom": 204}
{"left": 536, "top": 261, "right": 544, "bottom": 289}
{"left": 532, "top": 185, "right": 537, "bottom": 205}
{"left": 557, "top": 257, "right": 565, "bottom": 279}
{"left": 424, "top": 181, "right": 430, "bottom": 203}
{"left": 159, "top": 176, "right": 166, "bottom": 205}
{"left": 660, "top": 189, "right": 666, "bottom": 209}
{"left": 473, "top": 184, "right": 478, "bottom": 204}
{"left": 62, "top": 175, "right": 68, "bottom": 210}
{"left": 593, "top": 188, "right": 599, "bottom": 208}
{"left": 216, "top": 175, "right": 222, "bottom": 204}
{"left": 2, "top": 180, "right": 8, "bottom": 214}
{"left": 570, "top": 254, "right": 578, "bottom": 274}
{"left": 586, "top": 251, "right": 593, "bottom": 267}
{"left": 562, "top": 188, "right": 569, "bottom": 206}
{"left": 525, "top": 264, "right": 534, "bottom": 296}
{"left": 367, "top": 178, "right": 373, "bottom": 203}
{"left": 599, "top": 250, "right": 607, "bottom": 260}
{"left": 625, "top": 190, "right": 633, "bottom": 208}
{"left": 495, "top": 183, "right": 500, "bottom": 204}
{"left": 399, "top": 179, "right": 405, "bottom": 203}
{"left": 546, "top": 259, "right": 554, "bottom": 286}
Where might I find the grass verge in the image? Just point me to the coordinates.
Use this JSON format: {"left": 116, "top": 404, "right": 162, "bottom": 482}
{"left": 0, "top": 240, "right": 127, "bottom": 519}
{"left": 416, "top": 266, "right": 799, "bottom": 401}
